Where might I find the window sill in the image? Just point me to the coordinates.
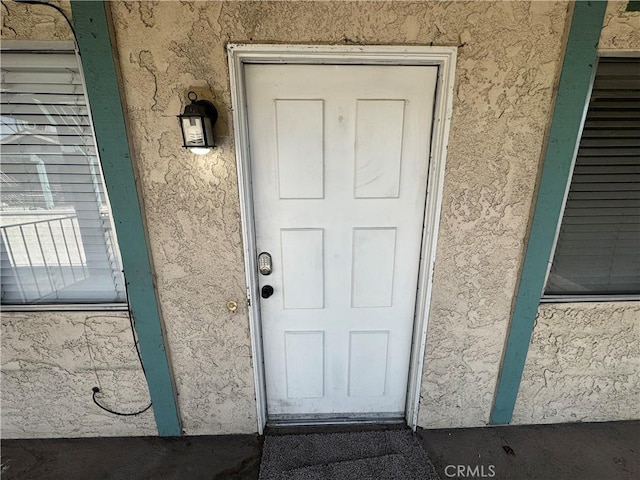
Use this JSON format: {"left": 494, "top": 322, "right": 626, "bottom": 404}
{"left": 0, "top": 303, "right": 129, "bottom": 312}
{"left": 540, "top": 295, "right": 640, "bottom": 304}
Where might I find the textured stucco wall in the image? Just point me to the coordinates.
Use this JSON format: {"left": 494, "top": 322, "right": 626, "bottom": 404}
{"left": 600, "top": 0, "right": 640, "bottom": 50}
{"left": 512, "top": 303, "right": 640, "bottom": 424}
{"left": 513, "top": 1, "right": 640, "bottom": 425}
{"left": 1, "top": 1, "right": 155, "bottom": 439}
{"left": 106, "top": 0, "right": 570, "bottom": 434}
{"left": 1, "top": 312, "right": 156, "bottom": 438}
{"left": 1, "top": 0, "right": 72, "bottom": 41}
{"left": 413, "top": 1, "right": 570, "bottom": 428}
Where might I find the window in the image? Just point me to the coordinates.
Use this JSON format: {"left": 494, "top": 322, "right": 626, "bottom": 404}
{"left": 545, "top": 57, "right": 640, "bottom": 299}
{"left": 1, "top": 43, "right": 126, "bottom": 305}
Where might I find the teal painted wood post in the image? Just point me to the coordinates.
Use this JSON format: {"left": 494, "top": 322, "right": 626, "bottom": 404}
{"left": 490, "top": 1, "right": 607, "bottom": 425}
{"left": 70, "top": 1, "right": 182, "bottom": 436}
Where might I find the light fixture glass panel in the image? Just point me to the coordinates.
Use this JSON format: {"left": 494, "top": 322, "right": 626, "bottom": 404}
{"left": 182, "top": 117, "right": 205, "bottom": 147}
{"left": 203, "top": 116, "right": 214, "bottom": 147}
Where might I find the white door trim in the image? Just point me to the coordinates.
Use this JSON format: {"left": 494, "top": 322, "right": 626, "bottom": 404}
{"left": 227, "top": 44, "right": 457, "bottom": 434}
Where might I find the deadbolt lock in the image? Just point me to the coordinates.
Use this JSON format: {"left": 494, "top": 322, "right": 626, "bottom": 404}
{"left": 258, "top": 252, "right": 272, "bottom": 275}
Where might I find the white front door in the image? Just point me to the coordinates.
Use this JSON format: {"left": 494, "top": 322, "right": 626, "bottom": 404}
{"left": 245, "top": 63, "right": 437, "bottom": 421}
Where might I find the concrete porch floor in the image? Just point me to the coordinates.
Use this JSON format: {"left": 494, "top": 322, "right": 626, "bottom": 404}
{"left": 1, "top": 421, "right": 638, "bottom": 479}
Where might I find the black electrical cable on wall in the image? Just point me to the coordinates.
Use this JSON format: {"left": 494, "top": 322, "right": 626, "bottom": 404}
{"left": 10, "top": 0, "right": 153, "bottom": 417}
{"left": 92, "top": 388, "right": 153, "bottom": 417}
{"left": 90, "top": 280, "right": 153, "bottom": 416}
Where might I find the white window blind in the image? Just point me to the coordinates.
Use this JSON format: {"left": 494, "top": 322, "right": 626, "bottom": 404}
{"left": 545, "top": 57, "right": 640, "bottom": 296}
{"left": 0, "top": 47, "right": 126, "bottom": 305}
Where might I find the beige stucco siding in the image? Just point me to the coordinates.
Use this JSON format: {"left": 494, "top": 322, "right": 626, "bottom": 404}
{"left": 106, "top": 0, "right": 569, "bottom": 433}
{"left": 600, "top": 0, "right": 640, "bottom": 50}
{"left": 1, "top": 311, "right": 156, "bottom": 438}
{"left": 513, "top": 1, "right": 640, "bottom": 425}
{"left": 1, "top": 0, "right": 72, "bottom": 41}
{"left": 512, "top": 303, "right": 640, "bottom": 425}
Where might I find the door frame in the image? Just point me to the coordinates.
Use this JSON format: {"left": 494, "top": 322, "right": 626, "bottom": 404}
{"left": 227, "top": 44, "right": 457, "bottom": 434}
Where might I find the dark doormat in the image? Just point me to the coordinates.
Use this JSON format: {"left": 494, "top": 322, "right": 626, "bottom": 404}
{"left": 259, "top": 428, "right": 440, "bottom": 480}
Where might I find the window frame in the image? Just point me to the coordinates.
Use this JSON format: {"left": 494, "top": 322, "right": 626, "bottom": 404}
{"left": 1, "top": 40, "right": 128, "bottom": 312}
{"left": 542, "top": 50, "right": 640, "bottom": 304}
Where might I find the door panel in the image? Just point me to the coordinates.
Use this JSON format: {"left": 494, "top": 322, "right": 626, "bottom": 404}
{"left": 281, "top": 229, "right": 324, "bottom": 309}
{"left": 275, "top": 100, "right": 324, "bottom": 199}
{"left": 354, "top": 100, "right": 405, "bottom": 198}
{"left": 245, "top": 64, "right": 437, "bottom": 419}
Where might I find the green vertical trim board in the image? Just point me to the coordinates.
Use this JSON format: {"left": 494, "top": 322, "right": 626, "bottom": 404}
{"left": 490, "top": 1, "right": 607, "bottom": 425}
{"left": 70, "top": 1, "right": 181, "bottom": 436}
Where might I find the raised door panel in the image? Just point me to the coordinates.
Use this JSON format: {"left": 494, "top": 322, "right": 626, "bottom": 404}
{"left": 275, "top": 100, "right": 324, "bottom": 199}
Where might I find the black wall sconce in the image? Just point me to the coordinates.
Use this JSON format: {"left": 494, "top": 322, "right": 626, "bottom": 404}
{"left": 178, "top": 91, "right": 218, "bottom": 155}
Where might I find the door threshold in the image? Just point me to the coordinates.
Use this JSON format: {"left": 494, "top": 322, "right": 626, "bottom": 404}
{"left": 267, "top": 412, "right": 405, "bottom": 428}
{"left": 265, "top": 423, "right": 409, "bottom": 436}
